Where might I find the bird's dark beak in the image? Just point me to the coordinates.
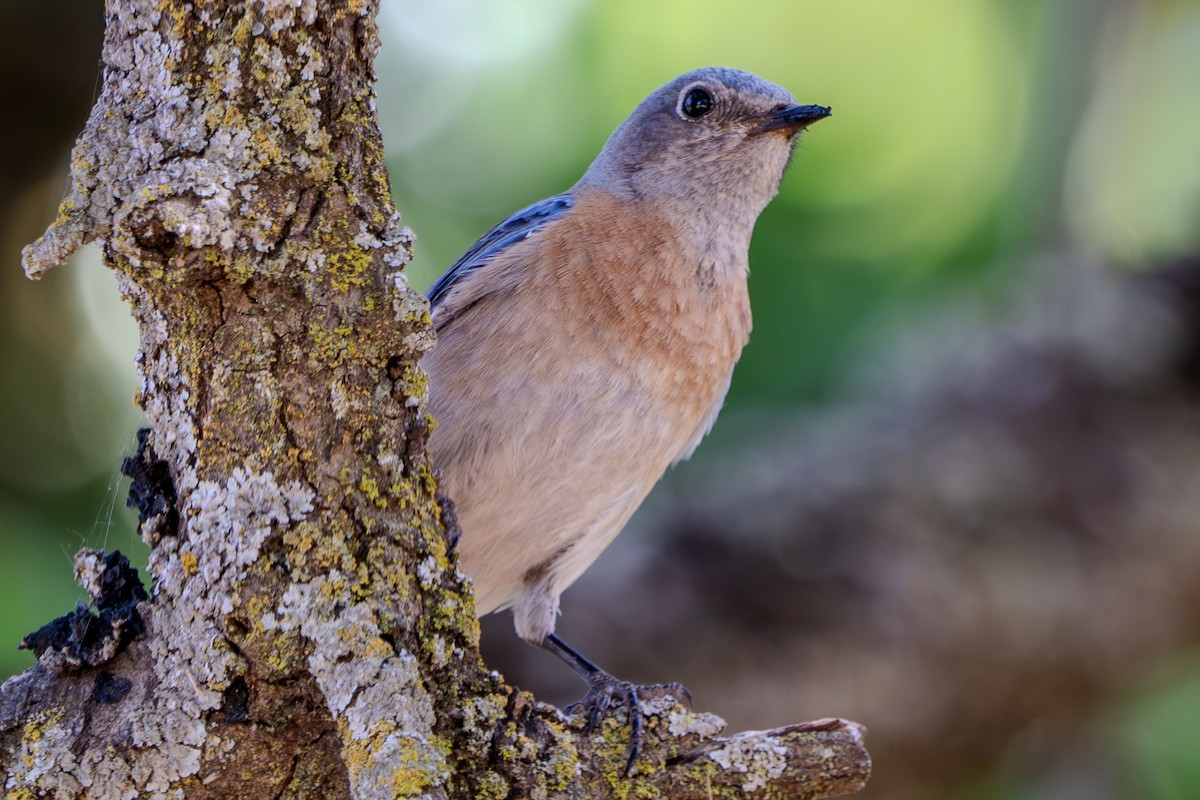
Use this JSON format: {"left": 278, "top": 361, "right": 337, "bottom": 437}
{"left": 752, "top": 103, "right": 831, "bottom": 135}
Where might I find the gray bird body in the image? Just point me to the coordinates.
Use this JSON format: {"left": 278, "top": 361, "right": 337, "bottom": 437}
{"left": 423, "top": 67, "right": 828, "bottom": 645}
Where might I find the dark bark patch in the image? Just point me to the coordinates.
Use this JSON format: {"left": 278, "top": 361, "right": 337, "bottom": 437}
{"left": 436, "top": 492, "right": 461, "bottom": 551}
{"left": 222, "top": 675, "right": 250, "bottom": 723}
{"left": 92, "top": 670, "right": 133, "bottom": 704}
{"left": 19, "top": 550, "right": 148, "bottom": 670}
{"left": 122, "top": 427, "right": 179, "bottom": 542}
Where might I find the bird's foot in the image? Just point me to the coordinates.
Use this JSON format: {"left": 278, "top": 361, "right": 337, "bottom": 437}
{"left": 540, "top": 633, "right": 692, "bottom": 774}
{"left": 564, "top": 674, "right": 693, "bottom": 776}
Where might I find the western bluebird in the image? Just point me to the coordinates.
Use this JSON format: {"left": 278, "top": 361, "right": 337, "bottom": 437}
{"left": 423, "top": 67, "right": 828, "bottom": 711}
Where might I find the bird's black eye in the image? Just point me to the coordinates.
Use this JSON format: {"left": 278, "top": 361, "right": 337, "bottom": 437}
{"left": 680, "top": 87, "right": 714, "bottom": 119}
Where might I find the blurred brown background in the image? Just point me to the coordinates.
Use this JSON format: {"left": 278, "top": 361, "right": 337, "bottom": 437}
{"left": 4, "top": 1, "right": 1200, "bottom": 798}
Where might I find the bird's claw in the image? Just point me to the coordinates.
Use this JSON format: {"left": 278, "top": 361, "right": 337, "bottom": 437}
{"left": 656, "top": 680, "right": 693, "bottom": 707}
{"left": 564, "top": 676, "right": 694, "bottom": 776}
{"left": 540, "top": 633, "right": 693, "bottom": 775}
{"left": 564, "top": 672, "right": 644, "bottom": 775}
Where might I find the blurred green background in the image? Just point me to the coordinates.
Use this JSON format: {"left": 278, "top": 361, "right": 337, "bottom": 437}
{"left": 2, "top": 0, "right": 1199, "bottom": 797}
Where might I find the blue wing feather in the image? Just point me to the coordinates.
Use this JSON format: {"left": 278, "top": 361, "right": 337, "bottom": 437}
{"left": 426, "top": 194, "right": 575, "bottom": 310}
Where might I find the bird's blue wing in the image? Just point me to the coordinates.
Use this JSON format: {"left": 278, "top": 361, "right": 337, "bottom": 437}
{"left": 426, "top": 194, "right": 576, "bottom": 310}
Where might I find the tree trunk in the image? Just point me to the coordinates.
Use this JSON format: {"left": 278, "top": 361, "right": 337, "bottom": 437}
{"left": 1, "top": 2, "right": 869, "bottom": 797}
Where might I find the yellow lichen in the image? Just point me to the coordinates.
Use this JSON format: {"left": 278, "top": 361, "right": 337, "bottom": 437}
{"left": 307, "top": 321, "right": 358, "bottom": 365}
{"left": 398, "top": 366, "right": 427, "bottom": 403}
{"left": 21, "top": 707, "right": 64, "bottom": 747}
{"left": 473, "top": 770, "right": 510, "bottom": 799}
{"left": 327, "top": 244, "right": 373, "bottom": 293}
{"left": 359, "top": 474, "right": 386, "bottom": 508}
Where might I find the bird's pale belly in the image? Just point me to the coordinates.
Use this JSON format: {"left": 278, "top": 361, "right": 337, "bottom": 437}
{"left": 429, "top": 353, "right": 721, "bottom": 624}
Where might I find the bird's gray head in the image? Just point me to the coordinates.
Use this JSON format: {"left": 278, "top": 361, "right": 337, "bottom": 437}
{"left": 577, "top": 67, "right": 829, "bottom": 221}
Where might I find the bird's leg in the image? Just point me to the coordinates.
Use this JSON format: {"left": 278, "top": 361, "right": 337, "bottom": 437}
{"left": 541, "top": 633, "right": 645, "bottom": 775}
{"left": 541, "top": 632, "right": 640, "bottom": 722}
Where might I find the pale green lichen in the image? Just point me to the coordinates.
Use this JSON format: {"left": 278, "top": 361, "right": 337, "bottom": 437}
{"left": 664, "top": 698, "right": 724, "bottom": 739}
{"left": 9, "top": 708, "right": 67, "bottom": 786}
{"left": 540, "top": 735, "right": 581, "bottom": 792}
{"left": 706, "top": 732, "right": 791, "bottom": 793}
{"left": 270, "top": 573, "right": 450, "bottom": 800}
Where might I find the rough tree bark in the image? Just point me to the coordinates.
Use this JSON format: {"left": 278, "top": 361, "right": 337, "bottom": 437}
{"left": 0, "top": 1, "right": 868, "bottom": 798}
